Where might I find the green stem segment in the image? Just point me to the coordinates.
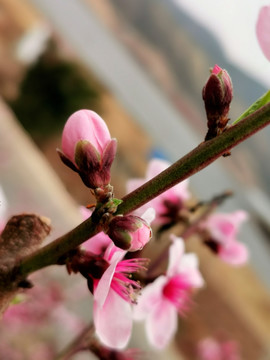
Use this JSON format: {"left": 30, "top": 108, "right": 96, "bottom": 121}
{"left": 16, "top": 102, "right": 270, "bottom": 278}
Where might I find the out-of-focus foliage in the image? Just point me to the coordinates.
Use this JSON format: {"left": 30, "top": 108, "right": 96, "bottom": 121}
{"left": 8, "top": 41, "right": 101, "bottom": 145}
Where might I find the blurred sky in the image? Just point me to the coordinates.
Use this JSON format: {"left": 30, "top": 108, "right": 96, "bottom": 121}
{"left": 173, "top": 0, "right": 270, "bottom": 88}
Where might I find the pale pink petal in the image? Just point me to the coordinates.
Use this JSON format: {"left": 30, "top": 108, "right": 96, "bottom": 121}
{"left": 202, "top": 211, "right": 248, "bottom": 243}
{"left": 82, "top": 231, "right": 112, "bottom": 254}
{"left": 145, "top": 298, "right": 178, "bottom": 349}
{"left": 94, "top": 289, "right": 133, "bottom": 349}
{"left": 104, "top": 242, "right": 126, "bottom": 263}
{"left": 172, "top": 178, "right": 190, "bottom": 201}
{"left": 256, "top": 6, "right": 270, "bottom": 61}
{"left": 178, "top": 253, "right": 204, "bottom": 288}
{"left": 219, "top": 240, "right": 249, "bottom": 266}
{"left": 0, "top": 185, "right": 7, "bottom": 218}
{"left": 94, "top": 258, "right": 120, "bottom": 307}
{"left": 134, "top": 276, "right": 167, "bottom": 320}
{"left": 146, "top": 158, "right": 169, "bottom": 179}
{"left": 128, "top": 220, "right": 152, "bottom": 252}
{"left": 80, "top": 206, "right": 92, "bottom": 220}
{"left": 141, "top": 208, "right": 156, "bottom": 224}
{"left": 126, "top": 178, "right": 145, "bottom": 194}
{"left": 62, "top": 110, "right": 111, "bottom": 161}
{"left": 230, "top": 210, "right": 248, "bottom": 227}
{"left": 167, "top": 235, "right": 185, "bottom": 276}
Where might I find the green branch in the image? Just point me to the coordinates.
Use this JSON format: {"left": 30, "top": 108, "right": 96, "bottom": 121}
{"left": 16, "top": 102, "right": 270, "bottom": 279}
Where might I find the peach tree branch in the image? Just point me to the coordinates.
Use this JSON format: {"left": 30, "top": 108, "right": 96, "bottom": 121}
{"left": 14, "top": 102, "right": 270, "bottom": 279}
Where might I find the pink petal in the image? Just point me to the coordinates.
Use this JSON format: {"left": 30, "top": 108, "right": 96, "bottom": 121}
{"left": 178, "top": 253, "right": 204, "bottom": 288}
{"left": 172, "top": 178, "right": 190, "bottom": 201}
{"left": 146, "top": 158, "right": 169, "bottom": 179}
{"left": 167, "top": 235, "right": 185, "bottom": 276}
{"left": 198, "top": 337, "right": 223, "bottom": 360}
{"left": 126, "top": 178, "right": 144, "bottom": 194}
{"left": 94, "top": 289, "right": 133, "bottom": 349}
{"left": 141, "top": 208, "right": 156, "bottom": 224}
{"left": 203, "top": 211, "right": 248, "bottom": 243}
{"left": 94, "top": 258, "right": 119, "bottom": 308}
{"left": 145, "top": 298, "right": 178, "bottom": 349}
{"left": 82, "top": 231, "right": 112, "bottom": 255}
{"left": 212, "top": 64, "right": 222, "bottom": 75}
{"left": 219, "top": 240, "right": 249, "bottom": 266}
{"left": 62, "top": 110, "right": 111, "bottom": 161}
{"left": 256, "top": 6, "right": 270, "bottom": 61}
{"left": 134, "top": 276, "right": 167, "bottom": 320}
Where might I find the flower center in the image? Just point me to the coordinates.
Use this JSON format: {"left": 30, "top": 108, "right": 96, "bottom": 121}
{"left": 162, "top": 275, "right": 191, "bottom": 314}
{"left": 111, "top": 258, "right": 149, "bottom": 304}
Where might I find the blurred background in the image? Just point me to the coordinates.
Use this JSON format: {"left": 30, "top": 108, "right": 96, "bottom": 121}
{"left": 0, "top": 0, "right": 270, "bottom": 359}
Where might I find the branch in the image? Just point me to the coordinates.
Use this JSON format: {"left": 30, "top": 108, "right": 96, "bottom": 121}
{"left": 14, "top": 102, "right": 270, "bottom": 278}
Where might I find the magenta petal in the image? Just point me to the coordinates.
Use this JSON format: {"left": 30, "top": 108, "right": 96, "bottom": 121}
{"left": 146, "top": 299, "right": 177, "bottom": 349}
{"left": 256, "top": 6, "right": 270, "bottom": 61}
{"left": 212, "top": 64, "right": 222, "bottom": 75}
{"left": 94, "top": 289, "right": 133, "bottom": 349}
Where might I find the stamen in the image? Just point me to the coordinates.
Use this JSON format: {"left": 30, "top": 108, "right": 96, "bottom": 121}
{"left": 110, "top": 258, "right": 149, "bottom": 304}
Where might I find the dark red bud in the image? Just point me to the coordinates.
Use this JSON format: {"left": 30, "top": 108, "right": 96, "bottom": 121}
{"left": 202, "top": 65, "right": 233, "bottom": 140}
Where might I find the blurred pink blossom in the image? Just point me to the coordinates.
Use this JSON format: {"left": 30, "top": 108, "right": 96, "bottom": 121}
{"left": 256, "top": 6, "right": 270, "bottom": 61}
{"left": 197, "top": 337, "right": 242, "bottom": 360}
{"left": 3, "top": 281, "right": 63, "bottom": 327}
{"left": 134, "top": 235, "right": 204, "bottom": 349}
{"left": 127, "top": 158, "right": 190, "bottom": 225}
{"left": 200, "top": 211, "right": 249, "bottom": 266}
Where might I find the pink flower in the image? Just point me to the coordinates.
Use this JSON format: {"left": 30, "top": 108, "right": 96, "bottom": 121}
{"left": 256, "top": 6, "right": 270, "bottom": 61}
{"left": 60, "top": 110, "right": 117, "bottom": 189}
{"left": 200, "top": 211, "right": 249, "bottom": 266}
{"left": 3, "top": 281, "right": 63, "bottom": 327}
{"left": 93, "top": 244, "right": 148, "bottom": 349}
{"left": 134, "top": 236, "right": 204, "bottom": 349}
{"left": 198, "top": 337, "right": 241, "bottom": 360}
{"left": 107, "top": 215, "right": 152, "bottom": 251}
{"left": 127, "top": 159, "right": 190, "bottom": 226}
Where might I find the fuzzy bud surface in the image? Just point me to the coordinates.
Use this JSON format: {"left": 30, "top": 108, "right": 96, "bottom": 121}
{"left": 60, "top": 110, "right": 117, "bottom": 189}
{"left": 107, "top": 215, "right": 152, "bottom": 252}
{"left": 202, "top": 65, "right": 233, "bottom": 140}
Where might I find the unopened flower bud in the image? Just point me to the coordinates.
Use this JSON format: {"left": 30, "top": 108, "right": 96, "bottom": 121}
{"left": 59, "top": 110, "right": 117, "bottom": 189}
{"left": 107, "top": 215, "right": 152, "bottom": 251}
{"left": 202, "top": 65, "right": 233, "bottom": 140}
